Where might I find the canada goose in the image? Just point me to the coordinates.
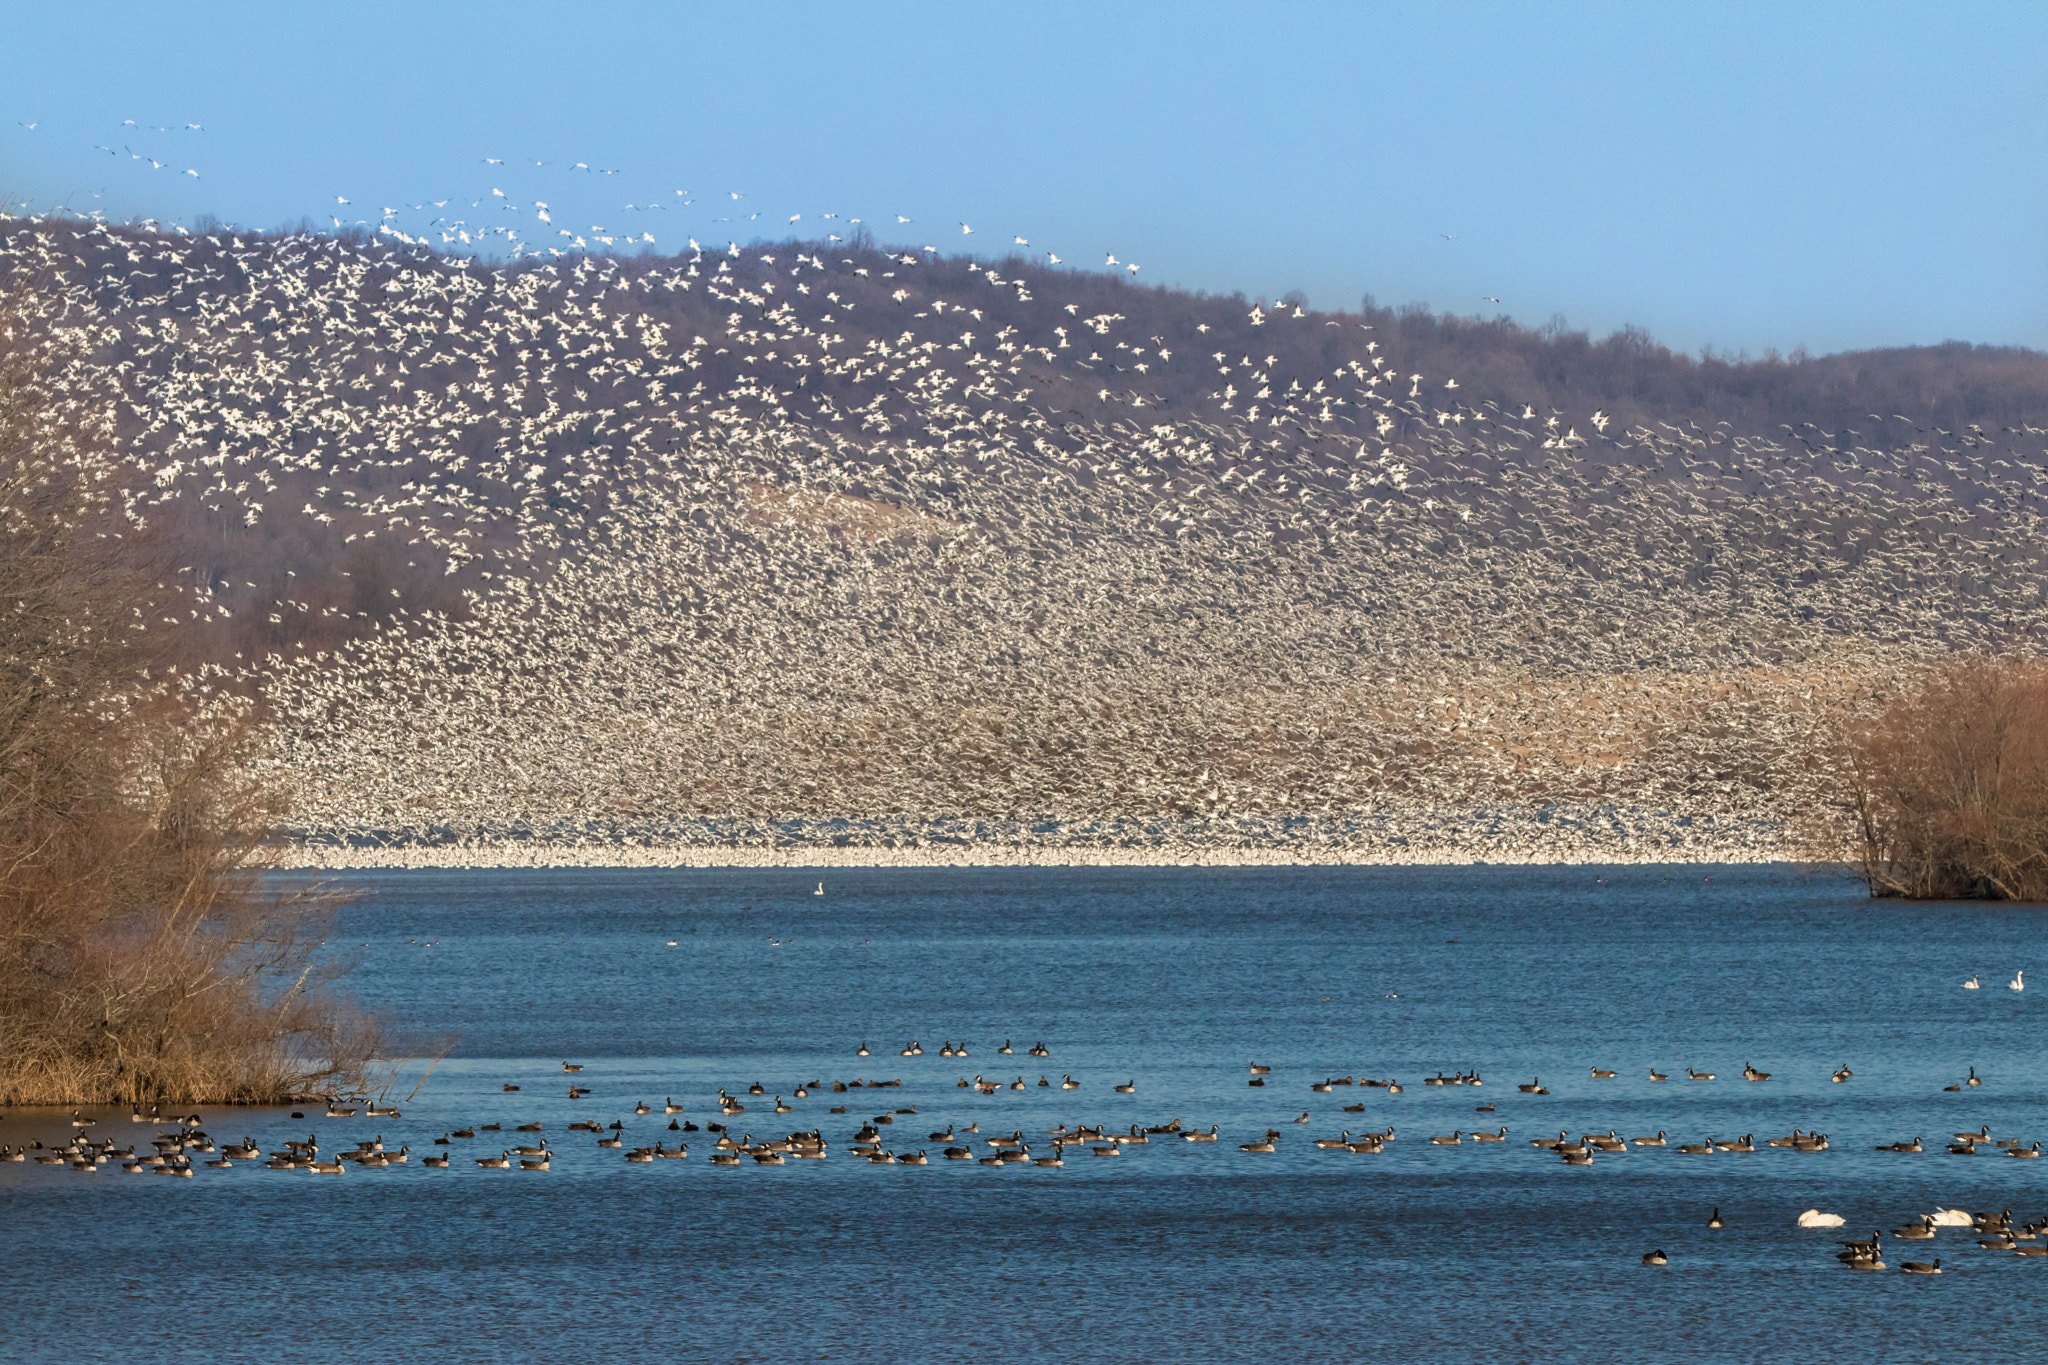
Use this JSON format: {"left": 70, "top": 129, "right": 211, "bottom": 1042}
{"left": 323, "top": 1105, "right": 356, "bottom": 1118}
{"left": 222, "top": 1141, "right": 260, "bottom": 1159}
{"left": 368, "top": 1103, "right": 400, "bottom": 1117}
{"left": 709, "top": 1152, "right": 740, "bottom": 1165}
{"left": 597, "top": 1134, "right": 622, "bottom": 1149}
{"left": 1517, "top": 1077, "right": 1543, "bottom": 1093}
{"left": 1471, "top": 1127, "right": 1507, "bottom": 1142}
{"left": 1183, "top": 1126, "right": 1219, "bottom": 1142}
{"left": 1560, "top": 1149, "right": 1593, "bottom": 1165}
{"left": 901, "top": 1150, "right": 928, "bottom": 1165}
{"left": 856, "top": 1044, "right": 869, "bottom": 1056}
{"left": 998, "top": 1040, "right": 1013, "bottom": 1055}
{"left": 1532, "top": 1130, "right": 1570, "bottom": 1148}
{"left": 1955, "top": 1125, "right": 1991, "bottom": 1142}
{"left": 1742, "top": 1063, "right": 1771, "bottom": 1082}
{"left": 1249, "top": 1063, "right": 1271, "bottom": 1075}
{"left": 1589, "top": 1066, "right": 1616, "bottom": 1079}
{"left": 423, "top": 1154, "right": 450, "bottom": 1168}
{"left": 1239, "top": 1138, "right": 1276, "bottom": 1152}
{"left": 1893, "top": 1219, "right": 1935, "bottom": 1239}
{"left": 1030, "top": 1043, "right": 1050, "bottom": 1057}
{"left": 1901, "top": 1259, "right": 1942, "bottom": 1274}
{"left": 1114, "top": 1080, "right": 1135, "bottom": 1094}
{"left": 1716, "top": 1135, "right": 1756, "bottom": 1153}
{"left": 1633, "top": 1131, "right": 1667, "bottom": 1147}
{"left": 452, "top": 1127, "right": 476, "bottom": 1139}
{"left": 1033, "top": 1152, "right": 1062, "bottom": 1167}
{"left": 2007, "top": 1142, "right": 2042, "bottom": 1158}
{"left": 1430, "top": 1131, "right": 1462, "bottom": 1145}
{"left": 1967, "top": 1066, "right": 1982, "bottom": 1086}
{"left": 562, "top": 1063, "right": 582, "bottom": 1073}
{"left": 1310, "top": 1080, "right": 1332, "bottom": 1093}
{"left": 1642, "top": 1250, "right": 1668, "bottom": 1266}
{"left": 1385, "top": 1081, "right": 1402, "bottom": 1093}
{"left": 1676, "top": 1139, "right": 1715, "bottom": 1155}
{"left": 308, "top": 1156, "right": 347, "bottom": 1175}
{"left": 1707, "top": 1208, "right": 1724, "bottom": 1228}
{"left": 1648, "top": 1068, "right": 1668, "bottom": 1081}
{"left": 1313, "top": 1132, "right": 1352, "bottom": 1150}
{"left": 1342, "top": 1102, "right": 1365, "bottom": 1113}
{"left": 1686, "top": 1068, "right": 1715, "bottom": 1081}
{"left": 476, "top": 1151, "right": 511, "bottom": 1168}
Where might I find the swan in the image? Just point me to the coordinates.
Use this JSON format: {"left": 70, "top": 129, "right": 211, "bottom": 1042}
{"left": 815, "top": 882, "right": 823, "bottom": 895}
{"left": 1798, "top": 1209, "right": 1847, "bottom": 1228}
{"left": 1928, "top": 1207, "right": 1974, "bottom": 1226}
{"left": 1964, "top": 975, "right": 1980, "bottom": 988}
{"left": 2012, "top": 971, "right": 2025, "bottom": 991}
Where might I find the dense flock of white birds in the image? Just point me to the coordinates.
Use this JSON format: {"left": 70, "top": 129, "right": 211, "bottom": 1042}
{"left": 6, "top": 214, "right": 2047, "bottom": 860}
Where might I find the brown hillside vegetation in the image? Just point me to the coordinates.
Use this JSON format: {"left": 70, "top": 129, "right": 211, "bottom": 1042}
{"left": 1844, "top": 659, "right": 2048, "bottom": 900}
{"left": 0, "top": 287, "right": 375, "bottom": 1106}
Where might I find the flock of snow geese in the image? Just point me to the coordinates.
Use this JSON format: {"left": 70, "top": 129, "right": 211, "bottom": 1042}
{"left": 6, "top": 209, "right": 2048, "bottom": 862}
{"left": 7, "top": 1046, "right": 2041, "bottom": 1274}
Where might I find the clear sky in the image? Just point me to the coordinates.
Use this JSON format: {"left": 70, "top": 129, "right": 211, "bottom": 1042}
{"left": 4, "top": 1, "right": 2042, "bottom": 358}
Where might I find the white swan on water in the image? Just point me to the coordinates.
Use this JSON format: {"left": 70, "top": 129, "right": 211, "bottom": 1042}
{"left": 2012, "top": 971, "right": 2025, "bottom": 991}
{"left": 1797, "top": 1209, "right": 1846, "bottom": 1228}
{"left": 1928, "top": 1208, "right": 1974, "bottom": 1226}
{"left": 815, "top": 882, "right": 824, "bottom": 895}
{"left": 1963, "top": 975, "right": 1980, "bottom": 989}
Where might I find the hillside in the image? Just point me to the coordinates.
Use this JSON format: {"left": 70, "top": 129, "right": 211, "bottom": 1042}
{"left": 7, "top": 214, "right": 2048, "bottom": 857}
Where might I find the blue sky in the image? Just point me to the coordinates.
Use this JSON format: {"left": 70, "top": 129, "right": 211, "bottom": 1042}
{"left": 4, "top": 1, "right": 2042, "bottom": 357}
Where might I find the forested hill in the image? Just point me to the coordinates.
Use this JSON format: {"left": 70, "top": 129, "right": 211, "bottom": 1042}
{"left": 8, "top": 212, "right": 2048, "bottom": 841}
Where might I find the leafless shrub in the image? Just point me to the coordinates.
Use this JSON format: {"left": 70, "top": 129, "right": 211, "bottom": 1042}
{"left": 1840, "top": 658, "right": 2048, "bottom": 899}
{"left": 0, "top": 284, "right": 377, "bottom": 1105}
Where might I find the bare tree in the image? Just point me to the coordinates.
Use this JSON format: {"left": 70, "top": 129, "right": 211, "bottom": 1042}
{"left": 0, "top": 284, "right": 377, "bottom": 1106}
{"left": 1842, "top": 658, "right": 2048, "bottom": 900}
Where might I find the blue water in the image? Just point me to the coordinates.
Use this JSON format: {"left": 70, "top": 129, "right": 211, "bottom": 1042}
{"left": 5, "top": 864, "right": 2046, "bottom": 1364}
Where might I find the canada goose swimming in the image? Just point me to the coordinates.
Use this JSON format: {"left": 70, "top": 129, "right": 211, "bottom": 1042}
{"left": 476, "top": 1151, "right": 511, "bottom": 1168}
{"left": 1430, "top": 1131, "right": 1462, "bottom": 1145}
{"left": 1113, "top": 1080, "right": 1135, "bottom": 1094}
{"left": 1310, "top": 1080, "right": 1333, "bottom": 1093}
{"left": 368, "top": 1103, "right": 400, "bottom": 1117}
{"left": 1532, "top": 1130, "right": 1570, "bottom": 1148}
{"left": 1716, "top": 1135, "right": 1756, "bottom": 1153}
{"left": 1589, "top": 1066, "right": 1616, "bottom": 1079}
{"left": 856, "top": 1044, "right": 870, "bottom": 1056}
{"left": 1893, "top": 1219, "right": 1935, "bottom": 1239}
{"left": 1342, "top": 1102, "right": 1365, "bottom": 1113}
{"left": 1183, "top": 1126, "right": 1219, "bottom": 1142}
{"left": 1313, "top": 1132, "right": 1352, "bottom": 1150}
{"left": 1030, "top": 1043, "right": 1050, "bottom": 1057}
{"left": 2007, "top": 1142, "right": 2042, "bottom": 1158}
{"left": 998, "top": 1040, "right": 1013, "bottom": 1055}
{"left": 1964, "top": 975, "right": 1980, "bottom": 989}
{"left": 1560, "top": 1148, "right": 1593, "bottom": 1165}
{"left": 1676, "top": 1139, "right": 1715, "bottom": 1155}
{"left": 1633, "top": 1131, "right": 1667, "bottom": 1147}
{"left": 1686, "top": 1068, "right": 1715, "bottom": 1081}
{"left": 901, "top": 1150, "right": 928, "bottom": 1165}
{"left": 1471, "top": 1127, "right": 1507, "bottom": 1142}
{"left": 562, "top": 1062, "right": 582, "bottom": 1073}
{"left": 1742, "top": 1063, "right": 1771, "bottom": 1082}
{"left": 502, "top": 1085, "right": 519, "bottom": 1093}
{"left": 1955, "top": 1125, "right": 1991, "bottom": 1142}
{"left": 1385, "top": 1081, "right": 1402, "bottom": 1093}
{"left": 1832, "top": 1064, "right": 1853, "bottom": 1083}
{"left": 1517, "top": 1077, "right": 1543, "bottom": 1093}
{"left": 308, "top": 1156, "right": 347, "bottom": 1175}
{"left": 423, "top": 1154, "right": 449, "bottom": 1168}
{"left": 1239, "top": 1138, "right": 1276, "bottom": 1152}
{"left": 1901, "top": 1259, "right": 1942, "bottom": 1274}
{"left": 1642, "top": 1250, "right": 1668, "bottom": 1266}
{"left": 1648, "top": 1068, "right": 1668, "bottom": 1082}
{"left": 1967, "top": 1066, "right": 1982, "bottom": 1086}
{"left": 1707, "top": 1208, "right": 1724, "bottom": 1228}
{"left": 1249, "top": 1063, "right": 1271, "bottom": 1075}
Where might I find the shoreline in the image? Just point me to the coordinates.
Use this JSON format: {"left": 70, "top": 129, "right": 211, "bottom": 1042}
{"left": 270, "top": 806, "right": 1817, "bottom": 870}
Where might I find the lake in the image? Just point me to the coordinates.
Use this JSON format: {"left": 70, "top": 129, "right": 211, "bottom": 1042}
{"left": 4, "top": 863, "right": 2044, "bottom": 1363}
